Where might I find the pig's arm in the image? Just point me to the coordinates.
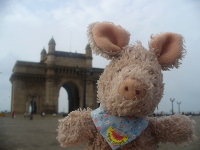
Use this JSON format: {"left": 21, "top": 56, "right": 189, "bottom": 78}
{"left": 57, "top": 108, "right": 96, "bottom": 147}
{"left": 149, "top": 114, "right": 196, "bottom": 144}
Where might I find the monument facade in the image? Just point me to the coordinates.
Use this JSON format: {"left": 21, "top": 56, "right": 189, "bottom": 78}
{"left": 10, "top": 38, "right": 103, "bottom": 114}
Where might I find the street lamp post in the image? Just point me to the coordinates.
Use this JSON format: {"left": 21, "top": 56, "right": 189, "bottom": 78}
{"left": 177, "top": 101, "right": 181, "bottom": 114}
{"left": 170, "top": 98, "right": 175, "bottom": 115}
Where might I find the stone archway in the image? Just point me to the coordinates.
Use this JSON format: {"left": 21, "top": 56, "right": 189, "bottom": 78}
{"left": 59, "top": 81, "right": 80, "bottom": 113}
{"left": 10, "top": 39, "right": 104, "bottom": 114}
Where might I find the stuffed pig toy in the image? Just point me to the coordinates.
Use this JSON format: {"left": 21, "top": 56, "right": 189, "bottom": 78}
{"left": 57, "top": 22, "right": 196, "bottom": 150}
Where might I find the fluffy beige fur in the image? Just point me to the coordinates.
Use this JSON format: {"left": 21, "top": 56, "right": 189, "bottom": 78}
{"left": 57, "top": 22, "right": 196, "bottom": 150}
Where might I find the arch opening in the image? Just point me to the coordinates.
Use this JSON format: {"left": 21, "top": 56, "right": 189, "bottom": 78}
{"left": 58, "top": 82, "right": 80, "bottom": 114}
{"left": 30, "top": 100, "right": 37, "bottom": 113}
{"left": 58, "top": 87, "right": 69, "bottom": 113}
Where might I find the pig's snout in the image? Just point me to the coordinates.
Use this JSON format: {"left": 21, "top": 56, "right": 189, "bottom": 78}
{"left": 118, "top": 78, "right": 147, "bottom": 100}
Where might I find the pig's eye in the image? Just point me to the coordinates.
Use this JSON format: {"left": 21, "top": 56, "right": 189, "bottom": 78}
{"left": 129, "top": 70, "right": 131, "bottom": 72}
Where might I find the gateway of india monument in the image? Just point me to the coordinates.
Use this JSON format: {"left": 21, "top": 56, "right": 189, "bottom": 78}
{"left": 10, "top": 38, "right": 103, "bottom": 114}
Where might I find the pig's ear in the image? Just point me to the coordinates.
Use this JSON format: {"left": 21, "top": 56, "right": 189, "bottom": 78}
{"left": 88, "top": 22, "right": 130, "bottom": 60}
{"left": 149, "top": 32, "right": 186, "bottom": 70}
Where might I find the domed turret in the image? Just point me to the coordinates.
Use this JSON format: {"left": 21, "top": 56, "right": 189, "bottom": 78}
{"left": 48, "top": 37, "right": 56, "bottom": 45}
{"left": 85, "top": 44, "right": 92, "bottom": 58}
{"left": 40, "top": 47, "right": 47, "bottom": 63}
{"left": 41, "top": 47, "right": 47, "bottom": 54}
{"left": 48, "top": 37, "right": 56, "bottom": 54}
{"left": 85, "top": 44, "right": 92, "bottom": 68}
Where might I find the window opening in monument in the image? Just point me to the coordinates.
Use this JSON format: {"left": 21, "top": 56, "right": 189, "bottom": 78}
{"left": 58, "top": 87, "right": 69, "bottom": 113}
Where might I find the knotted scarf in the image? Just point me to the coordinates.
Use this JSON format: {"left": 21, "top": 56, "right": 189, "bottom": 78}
{"left": 91, "top": 106, "right": 149, "bottom": 150}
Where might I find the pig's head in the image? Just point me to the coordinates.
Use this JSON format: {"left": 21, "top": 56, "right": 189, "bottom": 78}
{"left": 88, "top": 22, "right": 185, "bottom": 117}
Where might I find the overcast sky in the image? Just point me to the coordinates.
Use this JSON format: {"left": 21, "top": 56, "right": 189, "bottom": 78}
{"left": 0, "top": 0, "right": 200, "bottom": 113}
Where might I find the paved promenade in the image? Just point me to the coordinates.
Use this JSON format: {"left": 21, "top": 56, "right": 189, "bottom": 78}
{"left": 0, "top": 114, "right": 199, "bottom": 150}
{"left": 0, "top": 115, "right": 84, "bottom": 150}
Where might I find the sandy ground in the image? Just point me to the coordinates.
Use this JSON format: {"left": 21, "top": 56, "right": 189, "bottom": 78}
{"left": 0, "top": 114, "right": 199, "bottom": 150}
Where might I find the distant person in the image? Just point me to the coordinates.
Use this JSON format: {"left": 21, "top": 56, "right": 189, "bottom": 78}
{"left": 41, "top": 112, "right": 45, "bottom": 118}
{"left": 12, "top": 111, "right": 16, "bottom": 119}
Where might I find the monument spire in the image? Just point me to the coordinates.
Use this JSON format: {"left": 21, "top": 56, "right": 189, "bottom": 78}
{"left": 48, "top": 37, "right": 56, "bottom": 54}
{"left": 40, "top": 47, "right": 47, "bottom": 63}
